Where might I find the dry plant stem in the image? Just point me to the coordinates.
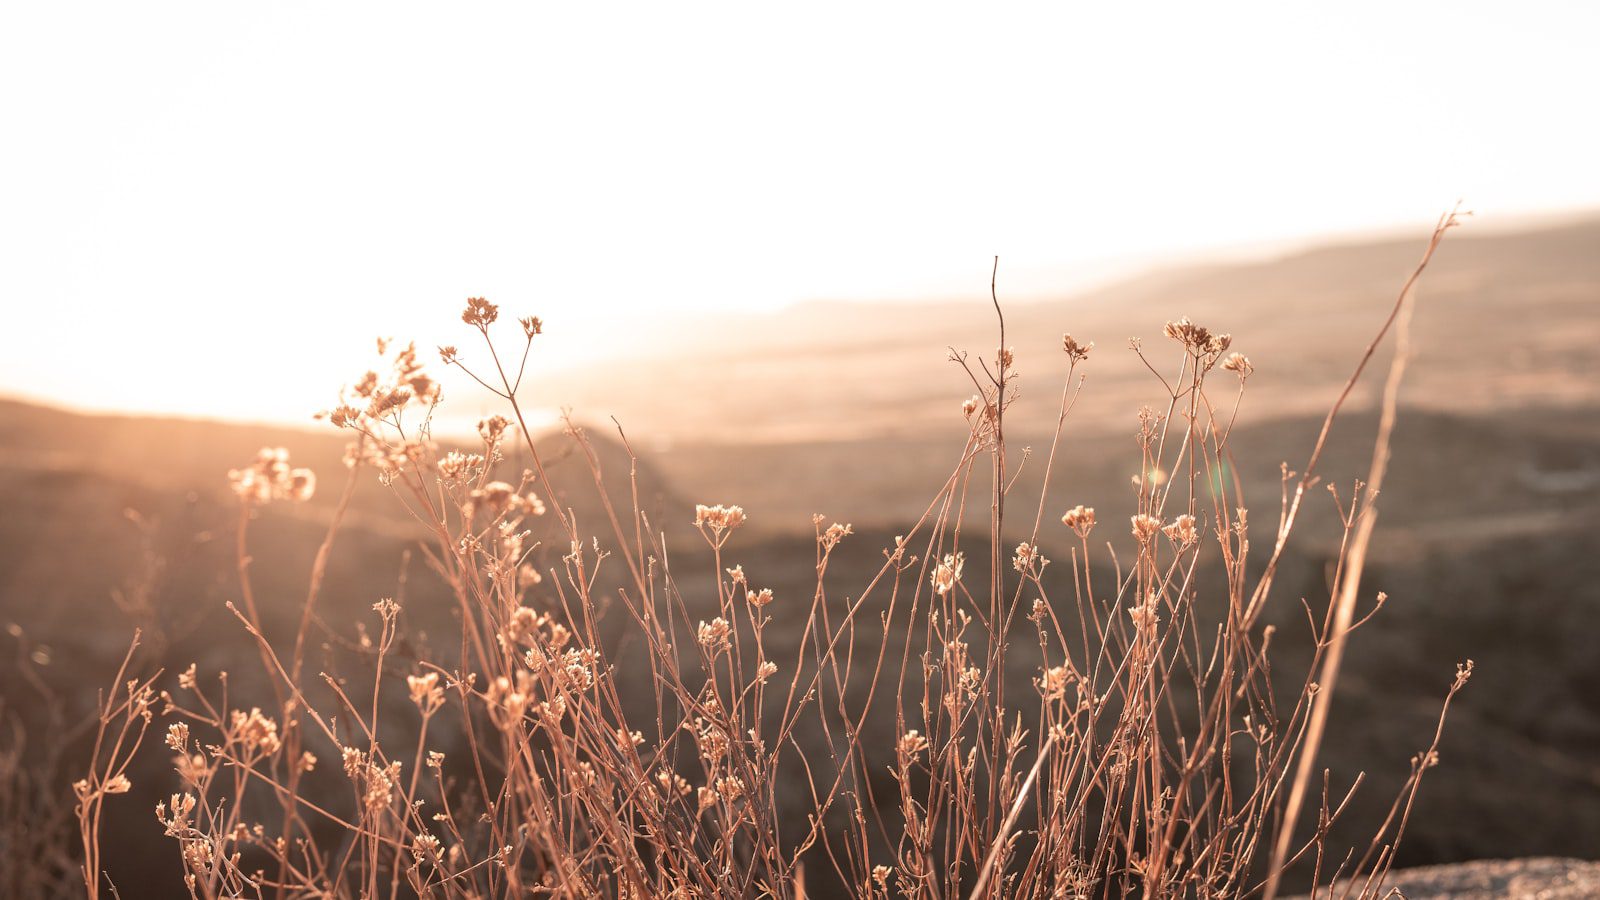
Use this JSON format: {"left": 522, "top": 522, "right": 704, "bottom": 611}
{"left": 1263, "top": 208, "right": 1462, "bottom": 900}
{"left": 277, "top": 458, "right": 362, "bottom": 895}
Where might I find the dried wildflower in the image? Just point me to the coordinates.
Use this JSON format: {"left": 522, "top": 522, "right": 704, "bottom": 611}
{"left": 897, "top": 730, "right": 930, "bottom": 759}
{"left": 297, "top": 751, "right": 317, "bottom": 773}
{"left": 1131, "top": 514, "right": 1163, "bottom": 543}
{"left": 228, "top": 448, "right": 316, "bottom": 506}
{"left": 747, "top": 588, "right": 773, "bottom": 608}
{"left": 1028, "top": 598, "right": 1048, "bottom": 622}
{"left": 1128, "top": 601, "right": 1160, "bottom": 631}
{"left": 697, "top": 617, "right": 732, "bottom": 656}
{"left": 715, "top": 775, "right": 746, "bottom": 802}
{"left": 998, "top": 346, "right": 1015, "bottom": 369}
{"left": 930, "top": 552, "right": 964, "bottom": 595}
{"left": 156, "top": 792, "right": 197, "bottom": 834}
{"left": 478, "top": 414, "right": 511, "bottom": 445}
{"left": 1013, "top": 541, "right": 1045, "bottom": 573}
{"left": 755, "top": 660, "right": 778, "bottom": 684}
{"left": 1162, "top": 317, "right": 1230, "bottom": 355}
{"left": 437, "top": 451, "right": 483, "bottom": 483}
{"left": 519, "top": 315, "right": 543, "bottom": 338}
{"left": 693, "top": 718, "right": 729, "bottom": 762}
{"left": 656, "top": 768, "right": 691, "bottom": 798}
{"left": 173, "top": 752, "right": 207, "bottom": 785}
{"left": 328, "top": 404, "right": 363, "bottom": 428}
{"left": 438, "top": 345, "right": 458, "bottom": 364}
{"left": 1222, "top": 352, "right": 1254, "bottom": 378}
{"left": 873, "top": 865, "right": 893, "bottom": 887}
{"left": 288, "top": 468, "right": 315, "bottom": 502}
{"left": 1062, "top": 333, "right": 1093, "bottom": 362}
{"left": 694, "top": 504, "right": 746, "bottom": 534}
{"left": 102, "top": 774, "right": 132, "bottom": 794}
{"left": 373, "top": 597, "right": 400, "bottom": 619}
{"left": 1037, "top": 665, "right": 1072, "bottom": 702}
{"left": 468, "top": 481, "right": 517, "bottom": 518}
{"left": 462, "top": 296, "right": 499, "bottom": 327}
{"left": 362, "top": 760, "right": 401, "bottom": 813}
{"left": 407, "top": 672, "right": 445, "bottom": 713}
{"left": 165, "top": 722, "right": 189, "bottom": 752}
{"left": 961, "top": 394, "right": 981, "bottom": 418}
{"left": 820, "top": 521, "right": 854, "bottom": 550}
{"left": 726, "top": 564, "right": 746, "bottom": 585}
{"left": 230, "top": 708, "right": 282, "bottom": 756}
{"left": 697, "top": 786, "right": 719, "bottom": 811}
{"left": 341, "top": 746, "right": 366, "bottom": 778}
{"left": 427, "top": 751, "right": 445, "bottom": 769}
{"left": 1163, "top": 514, "right": 1198, "bottom": 546}
{"left": 412, "top": 833, "right": 441, "bottom": 863}
{"left": 1061, "top": 504, "right": 1097, "bottom": 538}
{"left": 484, "top": 673, "right": 533, "bottom": 727}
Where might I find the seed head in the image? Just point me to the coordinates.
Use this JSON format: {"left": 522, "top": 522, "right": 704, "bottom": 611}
{"left": 1131, "top": 514, "right": 1162, "bottom": 543}
{"left": 697, "top": 617, "right": 732, "bottom": 656}
{"left": 462, "top": 297, "right": 499, "bottom": 327}
{"left": 1222, "top": 352, "right": 1254, "bottom": 378}
{"left": 407, "top": 672, "right": 444, "bottom": 713}
{"left": 694, "top": 504, "right": 746, "bottom": 534}
{"left": 930, "top": 553, "right": 964, "bottom": 595}
{"left": 1163, "top": 514, "right": 1198, "bottom": 546}
{"left": 897, "top": 730, "right": 930, "bottom": 759}
{"left": 1062, "top": 333, "right": 1093, "bottom": 362}
{"left": 1061, "top": 504, "right": 1096, "bottom": 538}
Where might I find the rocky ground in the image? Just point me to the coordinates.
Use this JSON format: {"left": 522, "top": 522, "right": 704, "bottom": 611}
{"left": 1294, "top": 858, "right": 1600, "bottom": 899}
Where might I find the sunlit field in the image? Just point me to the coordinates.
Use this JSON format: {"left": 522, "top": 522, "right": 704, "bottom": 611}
{"left": 14, "top": 212, "right": 1550, "bottom": 899}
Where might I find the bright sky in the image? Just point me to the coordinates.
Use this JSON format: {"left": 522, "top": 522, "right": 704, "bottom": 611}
{"left": 2, "top": 2, "right": 1597, "bottom": 426}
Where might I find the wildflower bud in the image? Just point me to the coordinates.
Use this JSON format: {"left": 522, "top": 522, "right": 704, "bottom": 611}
{"left": 438, "top": 345, "right": 458, "bottom": 364}
{"left": 519, "top": 316, "right": 543, "bottom": 338}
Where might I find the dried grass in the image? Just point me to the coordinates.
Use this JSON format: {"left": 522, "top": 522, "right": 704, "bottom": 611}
{"left": 65, "top": 215, "right": 1474, "bottom": 899}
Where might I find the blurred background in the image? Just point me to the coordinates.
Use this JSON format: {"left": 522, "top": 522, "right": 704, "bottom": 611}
{"left": 2, "top": 2, "right": 1598, "bottom": 894}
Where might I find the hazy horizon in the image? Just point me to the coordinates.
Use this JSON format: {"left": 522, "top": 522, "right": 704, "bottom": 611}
{"left": 5, "top": 2, "right": 1600, "bottom": 426}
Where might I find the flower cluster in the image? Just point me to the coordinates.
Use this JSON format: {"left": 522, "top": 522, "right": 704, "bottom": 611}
{"left": 228, "top": 448, "right": 316, "bottom": 505}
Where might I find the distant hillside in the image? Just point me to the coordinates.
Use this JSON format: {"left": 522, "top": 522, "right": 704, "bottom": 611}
{"left": 542, "top": 216, "right": 1600, "bottom": 444}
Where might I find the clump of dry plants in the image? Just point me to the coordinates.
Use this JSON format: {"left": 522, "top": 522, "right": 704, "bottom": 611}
{"left": 74, "top": 214, "right": 1472, "bottom": 899}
